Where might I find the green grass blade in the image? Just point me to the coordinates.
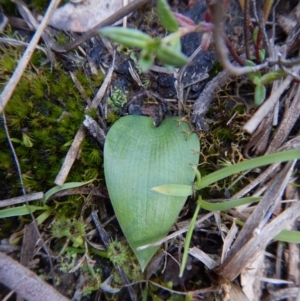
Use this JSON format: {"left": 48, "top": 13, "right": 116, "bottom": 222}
{"left": 36, "top": 209, "right": 52, "bottom": 225}
{"left": 43, "top": 179, "right": 94, "bottom": 203}
{"left": 0, "top": 205, "right": 47, "bottom": 218}
{"left": 274, "top": 230, "right": 300, "bottom": 243}
{"left": 179, "top": 197, "right": 201, "bottom": 277}
{"left": 200, "top": 197, "right": 261, "bottom": 211}
{"left": 196, "top": 149, "right": 300, "bottom": 190}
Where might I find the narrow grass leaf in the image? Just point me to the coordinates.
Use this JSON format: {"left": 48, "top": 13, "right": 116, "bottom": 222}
{"left": 274, "top": 230, "right": 300, "bottom": 243}
{"left": 0, "top": 205, "right": 48, "bottom": 218}
{"left": 195, "top": 149, "right": 300, "bottom": 190}
{"left": 179, "top": 197, "right": 201, "bottom": 277}
{"left": 200, "top": 197, "right": 261, "bottom": 211}
{"left": 36, "top": 209, "right": 53, "bottom": 225}
{"left": 44, "top": 179, "right": 94, "bottom": 203}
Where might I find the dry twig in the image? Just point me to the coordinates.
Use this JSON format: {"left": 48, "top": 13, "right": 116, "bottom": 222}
{"left": 0, "top": 251, "right": 70, "bottom": 301}
{"left": 208, "top": 0, "right": 269, "bottom": 76}
{"left": 0, "top": 192, "right": 43, "bottom": 208}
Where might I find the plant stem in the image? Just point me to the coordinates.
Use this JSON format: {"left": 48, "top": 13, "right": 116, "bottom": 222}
{"left": 179, "top": 197, "right": 202, "bottom": 277}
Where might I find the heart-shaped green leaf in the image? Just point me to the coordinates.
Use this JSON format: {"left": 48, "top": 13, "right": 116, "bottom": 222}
{"left": 104, "top": 116, "right": 200, "bottom": 271}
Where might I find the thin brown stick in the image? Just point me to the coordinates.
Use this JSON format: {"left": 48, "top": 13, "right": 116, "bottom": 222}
{"left": 223, "top": 34, "right": 245, "bottom": 66}
{"left": 243, "top": 0, "right": 250, "bottom": 59}
{"left": 0, "top": 0, "right": 61, "bottom": 114}
{"left": 0, "top": 192, "right": 44, "bottom": 208}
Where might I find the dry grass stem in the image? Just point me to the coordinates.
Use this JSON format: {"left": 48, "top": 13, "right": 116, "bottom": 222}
{"left": 266, "top": 84, "right": 300, "bottom": 153}
{"left": 70, "top": 71, "right": 92, "bottom": 107}
{"left": 91, "top": 51, "right": 115, "bottom": 109}
{"left": 0, "top": 37, "right": 47, "bottom": 53}
{"left": 221, "top": 221, "right": 238, "bottom": 263}
{"left": 216, "top": 201, "right": 300, "bottom": 281}
{"left": 0, "top": 192, "right": 43, "bottom": 208}
{"left": 189, "top": 247, "right": 219, "bottom": 269}
{"left": 54, "top": 127, "right": 86, "bottom": 186}
{"left": 216, "top": 161, "right": 297, "bottom": 280}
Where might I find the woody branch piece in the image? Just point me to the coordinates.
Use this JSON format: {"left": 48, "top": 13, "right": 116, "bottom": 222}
{"left": 0, "top": 251, "right": 70, "bottom": 301}
{"left": 207, "top": 0, "right": 268, "bottom": 75}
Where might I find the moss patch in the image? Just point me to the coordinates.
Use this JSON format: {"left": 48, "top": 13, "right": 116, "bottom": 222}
{"left": 0, "top": 46, "right": 103, "bottom": 199}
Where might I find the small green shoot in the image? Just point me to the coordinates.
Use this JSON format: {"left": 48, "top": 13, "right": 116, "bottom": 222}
{"left": 99, "top": 0, "right": 188, "bottom": 71}
{"left": 157, "top": 0, "right": 179, "bottom": 32}
{"left": 245, "top": 60, "right": 286, "bottom": 105}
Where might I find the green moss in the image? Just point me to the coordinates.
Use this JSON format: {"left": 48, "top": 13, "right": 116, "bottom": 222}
{"left": 0, "top": 0, "right": 18, "bottom": 15}
{"left": 0, "top": 45, "right": 104, "bottom": 199}
{"left": 82, "top": 273, "right": 102, "bottom": 296}
{"left": 198, "top": 87, "right": 251, "bottom": 198}
{"left": 56, "top": 32, "right": 72, "bottom": 46}
{"left": 107, "top": 86, "right": 127, "bottom": 113}
{"left": 107, "top": 240, "right": 143, "bottom": 285}
{"left": 28, "top": 0, "right": 50, "bottom": 14}
{"left": 90, "top": 72, "right": 105, "bottom": 88}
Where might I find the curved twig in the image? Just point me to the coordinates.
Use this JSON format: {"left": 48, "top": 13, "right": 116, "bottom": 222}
{"left": 208, "top": 0, "right": 269, "bottom": 75}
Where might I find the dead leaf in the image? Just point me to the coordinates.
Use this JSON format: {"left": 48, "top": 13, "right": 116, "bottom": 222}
{"left": 240, "top": 250, "right": 264, "bottom": 301}
{"left": 49, "top": 0, "right": 134, "bottom": 32}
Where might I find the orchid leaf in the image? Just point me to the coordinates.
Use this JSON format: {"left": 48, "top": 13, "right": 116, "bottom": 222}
{"left": 104, "top": 116, "right": 200, "bottom": 271}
